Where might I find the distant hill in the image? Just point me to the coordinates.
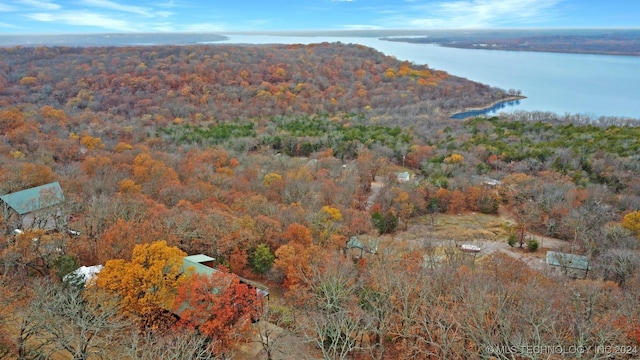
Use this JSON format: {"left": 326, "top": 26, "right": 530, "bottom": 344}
{"left": 382, "top": 29, "right": 640, "bottom": 56}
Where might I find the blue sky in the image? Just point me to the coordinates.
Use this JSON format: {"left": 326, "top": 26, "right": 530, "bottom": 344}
{"left": 0, "top": 0, "right": 638, "bottom": 34}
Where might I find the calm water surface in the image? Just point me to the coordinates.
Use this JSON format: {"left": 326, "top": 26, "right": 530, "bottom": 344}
{"left": 218, "top": 35, "right": 640, "bottom": 119}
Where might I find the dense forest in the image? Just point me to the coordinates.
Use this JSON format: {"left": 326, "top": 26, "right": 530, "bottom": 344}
{"left": 0, "top": 42, "right": 639, "bottom": 359}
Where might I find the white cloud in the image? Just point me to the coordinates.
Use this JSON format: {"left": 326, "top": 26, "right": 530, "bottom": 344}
{"left": 18, "top": 0, "right": 61, "bottom": 10}
{"left": 146, "top": 21, "right": 175, "bottom": 32}
{"left": 17, "top": 0, "right": 180, "bottom": 32}
{"left": 0, "top": 4, "right": 18, "bottom": 11}
{"left": 0, "top": 21, "right": 19, "bottom": 27}
{"left": 396, "top": 0, "right": 562, "bottom": 28}
{"left": 155, "top": 10, "right": 173, "bottom": 18}
{"left": 155, "top": 0, "right": 175, "bottom": 8}
{"left": 80, "top": 0, "right": 150, "bottom": 16}
{"left": 26, "top": 11, "right": 140, "bottom": 31}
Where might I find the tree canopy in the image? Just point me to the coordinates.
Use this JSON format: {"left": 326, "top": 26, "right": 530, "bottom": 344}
{"left": 91, "top": 241, "right": 187, "bottom": 327}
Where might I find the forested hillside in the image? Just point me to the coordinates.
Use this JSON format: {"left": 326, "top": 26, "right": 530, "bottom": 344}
{"left": 0, "top": 43, "right": 508, "bottom": 128}
{"left": 0, "top": 43, "right": 639, "bottom": 359}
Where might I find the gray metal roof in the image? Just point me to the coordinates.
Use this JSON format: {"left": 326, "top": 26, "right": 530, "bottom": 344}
{"left": 546, "top": 251, "right": 591, "bottom": 271}
{"left": 0, "top": 182, "right": 64, "bottom": 215}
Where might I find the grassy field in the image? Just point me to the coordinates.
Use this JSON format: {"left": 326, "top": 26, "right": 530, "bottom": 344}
{"left": 379, "top": 212, "right": 511, "bottom": 249}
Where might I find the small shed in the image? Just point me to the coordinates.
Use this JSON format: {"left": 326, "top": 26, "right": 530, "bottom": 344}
{"left": 346, "top": 236, "right": 365, "bottom": 251}
{"left": 397, "top": 172, "right": 410, "bottom": 183}
{"left": 0, "top": 182, "right": 66, "bottom": 232}
{"left": 471, "top": 175, "right": 501, "bottom": 188}
{"left": 546, "top": 251, "right": 591, "bottom": 278}
{"left": 461, "top": 244, "right": 482, "bottom": 253}
{"left": 346, "top": 235, "right": 378, "bottom": 258}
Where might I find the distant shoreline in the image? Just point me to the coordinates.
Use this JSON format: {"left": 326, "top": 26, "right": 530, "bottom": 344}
{"left": 448, "top": 96, "right": 527, "bottom": 119}
{"left": 381, "top": 30, "right": 640, "bottom": 58}
{"left": 434, "top": 44, "right": 640, "bottom": 57}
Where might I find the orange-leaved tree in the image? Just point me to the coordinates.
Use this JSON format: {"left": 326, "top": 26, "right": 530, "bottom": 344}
{"left": 172, "top": 271, "right": 260, "bottom": 354}
{"left": 274, "top": 223, "right": 321, "bottom": 291}
{"left": 91, "top": 240, "right": 186, "bottom": 329}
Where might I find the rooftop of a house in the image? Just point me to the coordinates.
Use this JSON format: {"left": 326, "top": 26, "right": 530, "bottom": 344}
{"left": 461, "top": 244, "right": 482, "bottom": 253}
{"left": 184, "top": 254, "right": 215, "bottom": 264}
{"left": 183, "top": 255, "right": 218, "bottom": 277}
{"left": 546, "top": 251, "right": 591, "bottom": 271}
{"left": 397, "top": 172, "right": 410, "bottom": 182}
{"left": 0, "top": 182, "right": 65, "bottom": 215}
{"left": 63, "top": 265, "right": 104, "bottom": 285}
{"left": 346, "top": 236, "right": 364, "bottom": 250}
{"left": 183, "top": 254, "right": 269, "bottom": 297}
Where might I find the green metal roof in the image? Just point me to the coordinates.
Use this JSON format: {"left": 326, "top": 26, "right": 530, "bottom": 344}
{"left": 184, "top": 254, "right": 215, "bottom": 263}
{"left": 0, "top": 182, "right": 65, "bottom": 215}
{"left": 182, "top": 255, "right": 269, "bottom": 294}
{"left": 546, "top": 251, "right": 591, "bottom": 271}
{"left": 346, "top": 236, "right": 364, "bottom": 250}
{"left": 183, "top": 257, "right": 218, "bottom": 277}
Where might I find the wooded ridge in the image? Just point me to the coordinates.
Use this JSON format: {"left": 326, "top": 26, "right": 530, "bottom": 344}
{"left": 0, "top": 42, "right": 639, "bottom": 359}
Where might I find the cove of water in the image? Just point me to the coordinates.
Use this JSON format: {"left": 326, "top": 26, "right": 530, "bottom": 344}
{"left": 217, "top": 35, "right": 640, "bottom": 119}
{"left": 450, "top": 100, "right": 523, "bottom": 119}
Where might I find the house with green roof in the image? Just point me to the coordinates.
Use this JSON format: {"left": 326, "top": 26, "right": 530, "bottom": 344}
{"left": 0, "top": 182, "right": 66, "bottom": 233}
{"left": 183, "top": 254, "right": 269, "bottom": 299}
{"left": 546, "top": 251, "right": 591, "bottom": 279}
{"left": 346, "top": 235, "right": 378, "bottom": 258}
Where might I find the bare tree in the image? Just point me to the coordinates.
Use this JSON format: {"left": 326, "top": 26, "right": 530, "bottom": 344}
{"left": 252, "top": 303, "right": 287, "bottom": 360}
{"left": 2, "top": 279, "right": 48, "bottom": 360}
{"left": 298, "top": 260, "right": 370, "bottom": 360}
{"left": 29, "top": 282, "right": 130, "bottom": 360}
{"left": 359, "top": 255, "right": 406, "bottom": 359}
{"left": 596, "top": 249, "right": 640, "bottom": 288}
{"left": 123, "top": 329, "right": 218, "bottom": 360}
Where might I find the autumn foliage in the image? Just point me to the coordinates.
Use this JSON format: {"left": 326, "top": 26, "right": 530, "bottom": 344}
{"left": 1, "top": 41, "right": 640, "bottom": 359}
{"left": 173, "top": 271, "right": 260, "bottom": 353}
{"left": 622, "top": 211, "right": 640, "bottom": 237}
{"left": 91, "top": 241, "right": 186, "bottom": 328}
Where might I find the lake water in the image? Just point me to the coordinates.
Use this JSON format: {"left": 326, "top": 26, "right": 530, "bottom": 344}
{"left": 217, "top": 35, "right": 640, "bottom": 119}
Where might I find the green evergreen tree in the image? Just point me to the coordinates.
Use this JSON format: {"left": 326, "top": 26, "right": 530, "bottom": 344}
{"left": 251, "top": 244, "right": 276, "bottom": 275}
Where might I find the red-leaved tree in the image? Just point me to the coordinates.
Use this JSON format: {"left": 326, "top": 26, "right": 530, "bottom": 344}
{"left": 172, "top": 271, "right": 260, "bottom": 354}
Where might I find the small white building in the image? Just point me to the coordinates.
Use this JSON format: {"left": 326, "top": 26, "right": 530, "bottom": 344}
{"left": 461, "top": 244, "right": 482, "bottom": 253}
{"left": 63, "top": 265, "right": 104, "bottom": 285}
{"left": 397, "top": 172, "right": 410, "bottom": 183}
